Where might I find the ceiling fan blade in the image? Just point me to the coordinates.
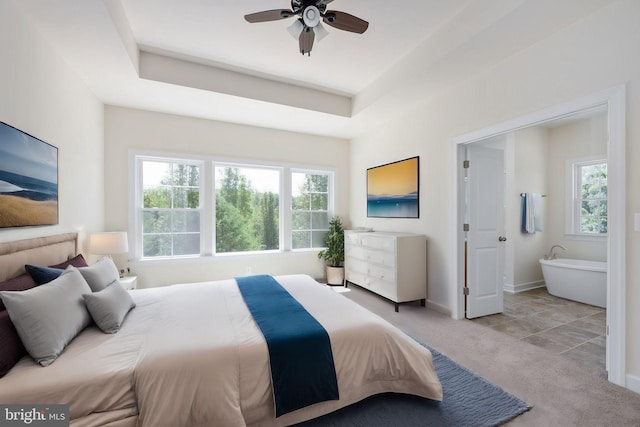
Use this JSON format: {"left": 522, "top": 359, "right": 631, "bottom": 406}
{"left": 323, "top": 10, "right": 369, "bottom": 34}
{"left": 299, "top": 26, "right": 315, "bottom": 56}
{"left": 244, "top": 9, "right": 294, "bottom": 23}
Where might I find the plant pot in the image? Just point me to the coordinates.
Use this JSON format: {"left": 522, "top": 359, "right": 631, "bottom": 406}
{"left": 326, "top": 266, "right": 345, "bottom": 286}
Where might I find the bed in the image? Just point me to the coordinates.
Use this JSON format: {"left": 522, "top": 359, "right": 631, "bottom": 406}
{"left": 0, "top": 233, "right": 442, "bottom": 426}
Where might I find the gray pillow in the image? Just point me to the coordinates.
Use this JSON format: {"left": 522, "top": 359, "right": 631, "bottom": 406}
{"left": 83, "top": 281, "right": 136, "bottom": 334}
{"left": 78, "top": 257, "right": 120, "bottom": 292}
{"left": 0, "top": 266, "right": 91, "bottom": 366}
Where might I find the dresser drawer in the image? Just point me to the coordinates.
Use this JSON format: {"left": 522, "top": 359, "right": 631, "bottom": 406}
{"left": 348, "top": 246, "right": 395, "bottom": 268}
{"left": 345, "top": 233, "right": 361, "bottom": 245}
{"left": 361, "top": 249, "right": 395, "bottom": 268}
{"left": 360, "top": 235, "right": 396, "bottom": 252}
{"left": 368, "top": 264, "right": 396, "bottom": 282}
{"left": 345, "top": 257, "right": 369, "bottom": 275}
{"left": 369, "top": 277, "right": 396, "bottom": 300}
{"left": 346, "top": 245, "right": 367, "bottom": 260}
{"left": 345, "top": 270, "right": 366, "bottom": 287}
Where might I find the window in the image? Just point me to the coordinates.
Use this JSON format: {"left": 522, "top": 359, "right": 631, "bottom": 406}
{"left": 134, "top": 154, "right": 335, "bottom": 259}
{"left": 567, "top": 157, "right": 607, "bottom": 237}
{"left": 215, "top": 165, "right": 280, "bottom": 254}
{"left": 291, "top": 172, "right": 331, "bottom": 249}
{"left": 141, "top": 159, "right": 202, "bottom": 257}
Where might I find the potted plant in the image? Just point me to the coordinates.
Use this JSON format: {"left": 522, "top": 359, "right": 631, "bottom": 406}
{"left": 317, "top": 216, "right": 345, "bottom": 285}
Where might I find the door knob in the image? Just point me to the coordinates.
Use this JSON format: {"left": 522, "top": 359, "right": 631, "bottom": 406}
{"left": 498, "top": 236, "right": 507, "bottom": 242}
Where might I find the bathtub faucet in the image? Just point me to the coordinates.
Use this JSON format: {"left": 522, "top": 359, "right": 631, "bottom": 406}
{"left": 544, "top": 244, "right": 567, "bottom": 260}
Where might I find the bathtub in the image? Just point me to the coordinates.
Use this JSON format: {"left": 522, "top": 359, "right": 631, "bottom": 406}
{"left": 539, "top": 258, "right": 607, "bottom": 308}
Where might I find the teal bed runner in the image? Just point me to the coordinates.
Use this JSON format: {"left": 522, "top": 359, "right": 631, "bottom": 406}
{"left": 235, "top": 275, "right": 339, "bottom": 417}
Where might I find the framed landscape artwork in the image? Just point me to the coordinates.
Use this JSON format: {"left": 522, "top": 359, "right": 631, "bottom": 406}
{"left": 367, "top": 156, "right": 419, "bottom": 218}
{"left": 0, "top": 121, "right": 58, "bottom": 228}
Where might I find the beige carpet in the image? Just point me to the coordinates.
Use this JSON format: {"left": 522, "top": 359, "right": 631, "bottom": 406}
{"left": 339, "top": 285, "right": 640, "bottom": 427}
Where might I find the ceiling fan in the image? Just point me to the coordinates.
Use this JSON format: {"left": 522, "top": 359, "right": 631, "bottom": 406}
{"left": 244, "top": 0, "right": 369, "bottom": 56}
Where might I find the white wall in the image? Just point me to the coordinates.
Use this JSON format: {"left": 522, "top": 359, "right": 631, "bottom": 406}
{"left": 0, "top": 0, "right": 104, "bottom": 249}
{"left": 104, "top": 106, "right": 350, "bottom": 288}
{"left": 547, "top": 114, "right": 608, "bottom": 261}
{"left": 509, "top": 127, "right": 549, "bottom": 289}
{"left": 350, "top": 0, "right": 640, "bottom": 380}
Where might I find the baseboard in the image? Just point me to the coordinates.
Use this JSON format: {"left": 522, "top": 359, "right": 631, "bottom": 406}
{"left": 626, "top": 373, "right": 640, "bottom": 394}
{"left": 427, "top": 300, "right": 451, "bottom": 316}
{"left": 503, "top": 280, "right": 545, "bottom": 294}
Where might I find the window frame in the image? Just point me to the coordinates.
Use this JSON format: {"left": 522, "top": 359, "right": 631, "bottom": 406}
{"left": 565, "top": 155, "right": 608, "bottom": 241}
{"left": 131, "top": 151, "right": 336, "bottom": 260}
{"left": 213, "top": 162, "right": 283, "bottom": 256}
{"left": 134, "top": 155, "right": 205, "bottom": 260}
{"left": 290, "top": 168, "right": 335, "bottom": 251}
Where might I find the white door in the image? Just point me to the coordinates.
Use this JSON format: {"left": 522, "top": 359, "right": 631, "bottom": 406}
{"left": 465, "top": 145, "right": 505, "bottom": 319}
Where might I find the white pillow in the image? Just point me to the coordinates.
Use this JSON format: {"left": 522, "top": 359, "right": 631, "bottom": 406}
{"left": 0, "top": 267, "right": 92, "bottom": 366}
{"left": 83, "top": 281, "right": 136, "bottom": 334}
{"left": 78, "top": 257, "right": 120, "bottom": 292}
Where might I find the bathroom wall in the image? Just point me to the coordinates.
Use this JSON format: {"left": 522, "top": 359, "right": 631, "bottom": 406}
{"left": 546, "top": 113, "right": 608, "bottom": 262}
{"left": 498, "top": 115, "right": 606, "bottom": 292}
{"left": 507, "top": 127, "right": 549, "bottom": 291}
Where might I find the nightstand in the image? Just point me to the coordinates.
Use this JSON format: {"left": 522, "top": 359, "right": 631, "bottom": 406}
{"left": 118, "top": 276, "right": 137, "bottom": 290}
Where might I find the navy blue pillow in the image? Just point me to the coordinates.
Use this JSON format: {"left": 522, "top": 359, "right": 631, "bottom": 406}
{"left": 25, "top": 265, "right": 64, "bottom": 285}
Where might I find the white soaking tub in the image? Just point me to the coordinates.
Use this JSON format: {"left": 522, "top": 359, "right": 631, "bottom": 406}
{"left": 539, "top": 258, "right": 607, "bottom": 308}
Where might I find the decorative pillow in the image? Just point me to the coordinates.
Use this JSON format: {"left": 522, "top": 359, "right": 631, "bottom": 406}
{"left": 50, "top": 254, "right": 88, "bottom": 269}
{"left": 83, "top": 281, "right": 136, "bottom": 334}
{"left": 0, "top": 274, "right": 37, "bottom": 311}
{"left": 25, "top": 265, "right": 64, "bottom": 285}
{"left": 78, "top": 257, "right": 120, "bottom": 292}
{"left": 0, "top": 267, "right": 92, "bottom": 366}
{"left": 24, "top": 255, "right": 89, "bottom": 286}
{"left": 0, "top": 310, "right": 26, "bottom": 378}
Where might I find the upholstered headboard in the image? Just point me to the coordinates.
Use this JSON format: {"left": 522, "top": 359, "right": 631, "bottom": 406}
{"left": 0, "top": 233, "right": 78, "bottom": 281}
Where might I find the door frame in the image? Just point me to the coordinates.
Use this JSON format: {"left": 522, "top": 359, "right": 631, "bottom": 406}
{"left": 451, "top": 85, "right": 626, "bottom": 387}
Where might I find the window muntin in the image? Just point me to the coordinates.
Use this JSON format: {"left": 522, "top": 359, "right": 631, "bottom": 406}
{"left": 576, "top": 162, "right": 607, "bottom": 234}
{"left": 291, "top": 172, "right": 330, "bottom": 249}
{"left": 141, "top": 160, "right": 202, "bottom": 257}
{"left": 214, "top": 165, "right": 280, "bottom": 254}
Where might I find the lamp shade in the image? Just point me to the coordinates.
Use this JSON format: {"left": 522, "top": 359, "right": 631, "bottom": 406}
{"left": 89, "top": 232, "right": 129, "bottom": 255}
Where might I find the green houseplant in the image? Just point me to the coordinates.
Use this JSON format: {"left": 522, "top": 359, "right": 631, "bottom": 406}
{"left": 317, "top": 216, "right": 345, "bottom": 285}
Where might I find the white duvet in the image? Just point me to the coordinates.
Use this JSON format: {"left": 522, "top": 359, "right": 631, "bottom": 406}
{"left": 0, "top": 274, "right": 442, "bottom": 426}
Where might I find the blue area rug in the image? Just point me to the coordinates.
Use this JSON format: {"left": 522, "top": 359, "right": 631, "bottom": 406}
{"left": 296, "top": 342, "right": 532, "bottom": 427}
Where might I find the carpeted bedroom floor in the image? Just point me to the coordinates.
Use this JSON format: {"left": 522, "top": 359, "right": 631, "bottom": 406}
{"left": 338, "top": 285, "right": 640, "bottom": 427}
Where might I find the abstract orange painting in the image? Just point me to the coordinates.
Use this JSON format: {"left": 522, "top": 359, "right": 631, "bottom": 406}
{"left": 367, "top": 156, "right": 419, "bottom": 218}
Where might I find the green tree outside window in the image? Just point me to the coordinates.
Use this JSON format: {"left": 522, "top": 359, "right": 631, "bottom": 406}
{"left": 578, "top": 162, "right": 607, "bottom": 234}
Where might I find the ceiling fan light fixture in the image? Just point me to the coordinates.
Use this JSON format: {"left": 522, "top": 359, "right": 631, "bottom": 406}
{"left": 287, "top": 19, "right": 304, "bottom": 39}
{"left": 314, "top": 22, "right": 329, "bottom": 42}
{"left": 303, "top": 5, "right": 321, "bottom": 27}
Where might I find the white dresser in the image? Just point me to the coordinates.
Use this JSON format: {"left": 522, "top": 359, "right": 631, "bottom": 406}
{"left": 344, "top": 230, "right": 427, "bottom": 312}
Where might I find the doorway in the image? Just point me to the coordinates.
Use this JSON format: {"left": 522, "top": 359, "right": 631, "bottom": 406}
{"left": 452, "top": 86, "right": 626, "bottom": 387}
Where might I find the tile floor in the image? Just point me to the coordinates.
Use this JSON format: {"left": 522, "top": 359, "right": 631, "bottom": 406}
{"left": 470, "top": 287, "right": 607, "bottom": 376}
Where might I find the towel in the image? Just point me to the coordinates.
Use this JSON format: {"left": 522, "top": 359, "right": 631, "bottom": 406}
{"left": 533, "top": 193, "right": 544, "bottom": 232}
{"left": 521, "top": 193, "right": 535, "bottom": 234}
{"left": 521, "top": 193, "right": 544, "bottom": 234}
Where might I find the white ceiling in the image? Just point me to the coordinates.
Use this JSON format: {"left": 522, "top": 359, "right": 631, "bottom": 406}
{"left": 15, "top": 0, "right": 615, "bottom": 139}
{"left": 124, "top": 0, "right": 468, "bottom": 96}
